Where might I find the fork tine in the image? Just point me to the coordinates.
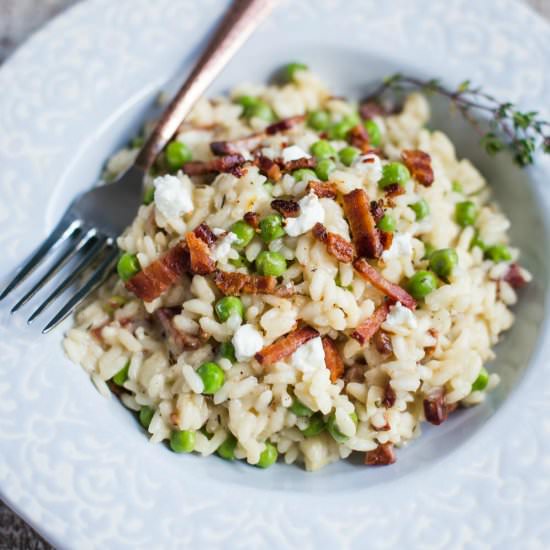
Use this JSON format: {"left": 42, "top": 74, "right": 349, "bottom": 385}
{"left": 11, "top": 228, "right": 98, "bottom": 313}
{"left": 0, "top": 217, "right": 81, "bottom": 301}
{"left": 42, "top": 245, "right": 119, "bottom": 334}
{"left": 27, "top": 236, "right": 109, "bottom": 324}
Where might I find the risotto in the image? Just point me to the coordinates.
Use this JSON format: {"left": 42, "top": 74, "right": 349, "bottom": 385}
{"left": 63, "top": 65, "right": 530, "bottom": 471}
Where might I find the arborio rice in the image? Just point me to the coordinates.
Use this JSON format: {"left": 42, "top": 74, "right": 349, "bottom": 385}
{"left": 64, "top": 65, "right": 531, "bottom": 471}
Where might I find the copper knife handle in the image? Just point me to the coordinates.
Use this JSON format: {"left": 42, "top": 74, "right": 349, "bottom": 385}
{"left": 135, "top": 0, "right": 277, "bottom": 171}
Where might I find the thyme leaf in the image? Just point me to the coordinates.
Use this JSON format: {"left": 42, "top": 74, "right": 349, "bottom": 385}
{"left": 365, "top": 74, "right": 550, "bottom": 167}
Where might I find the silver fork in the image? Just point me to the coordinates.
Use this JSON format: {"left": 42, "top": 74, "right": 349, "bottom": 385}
{"left": 0, "top": 0, "right": 276, "bottom": 333}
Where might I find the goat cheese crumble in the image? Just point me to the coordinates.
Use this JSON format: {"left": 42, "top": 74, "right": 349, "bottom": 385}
{"left": 285, "top": 192, "right": 325, "bottom": 237}
{"left": 281, "top": 145, "right": 311, "bottom": 163}
{"left": 232, "top": 324, "right": 264, "bottom": 361}
{"left": 212, "top": 229, "right": 239, "bottom": 262}
{"left": 290, "top": 337, "right": 326, "bottom": 374}
{"left": 381, "top": 232, "right": 414, "bottom": 261}
{"left": 385, "top": 302, "right": 417, "bottom": 330}
{"left": 153, "top": 174, "right": 194, "bottom": 223}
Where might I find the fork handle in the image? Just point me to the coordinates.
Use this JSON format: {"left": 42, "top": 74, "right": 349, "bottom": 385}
{"left": 134, "top": 0, "right": 277, "bottom": 171}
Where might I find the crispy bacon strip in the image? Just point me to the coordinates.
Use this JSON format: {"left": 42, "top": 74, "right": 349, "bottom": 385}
{"left": 185, "top": 232, "right": 215, "bottom": 275}
{"left": 369, "top": 200, "right": 385, "bottom": 223}
{"left": 423, "top": 388, "right": 449, "bottom": 425}
{"left": 382, "top": 382, "right": 396, "bottom": 408}
{"left": 266, "top": 115, "right": 305, "bottom": 135}
{"left": 243, "top": 211, "right": 260, "bottom": 229}
{"left": 271, "top": 199, "right": 300, "bottom": 218}
{"left": 182, "top": 154, "right": 246, "bottom": 176}
{"left": 365, "top": 443, "right": 396, "bottom": 466}
{"left": 384, "top": 183, "right": 406, "bottom": 199}
{"left": 321, "top": 336, "right": 344, "bottom": 383}
{"left": 343, "top": 189, "right": 383, "bottom": 259}
{"left": 210, "top": 116, "right": 305, "bottom": 156}
{"left": 210, "top": 135, "right": 263, "bottom": 156}
{"left": 125, "top": 242, "right": 189, "bottom": 302}
{"left": 348, "top": 124, "right": 371, "bottom": 152}
{"left": 379, "top": 230, "right": 393, "bottom": 251}
{"left": 353, "top": 258, "right": 417, "bottom": 310}
{"left": 280, "top": 156, "right": 317, "bottom": 173}
{"left": 255, "top": 326, "right": 319, "bottom": 365}
{"left": 351, "top": 302, "right": 390, "bottom": 345}
{"left": 154, "top": 307, "right": 205, "bottom": 353}
{"left": 373, "top": 330, "right": 393, "bottom": 355}
{"left": 359, "top": 100, "right": 386, "bottom": 121}
{"left": 193, "top": 223, "right": 217, "bottom": 247}
{"left": 212, "top": 271, "right": 294, "bottom": 297}
{"left": 503, "top": 263, "right": 528, "bottom": 289}
{"left": 401, "top": 149, "right": 434, "bottom": 187}
{"left": 307, "top": 180, "right": 338, "bottom": 199}
{"left": 256, "top": 155, "right": 282, "bottom": 182}
{"left": 312, "top": 223, "right": 355, "bottom": 263}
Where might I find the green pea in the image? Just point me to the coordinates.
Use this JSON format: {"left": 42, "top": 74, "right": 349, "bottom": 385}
{"left": 228, "top": 255, "right": 252, "bottom": 270}
{"left": 197, "top": 362, "right": 225, "bottom": 394}
{"left": 307, "top": 110, "right": 331, "bottom": 131}
{"left": 455, "top": 201, "right": 477, "bottom": 227}
{"left": 327, "top": 118, "right": 355, "bottom": 140}
{"left": 244, "top": 100, "right": 275, "bottom": 122}
{"left": 292, "top": 168, "right": 317, "bottom": 182}
{"left": 259, "top": 214, "right": 286, "bottom": 242}
{"left": 219, "top": 341, "right": 237, "bottom": 363}
{"left": 363, "top": 119, "right": 382, "bottom": 147}
{"left": 112, "top": 360, "right": 130, "bottom": 386}
{"left": 117, "top": 253, "right": 140, "bottom": 281}
{"left": 257, "top": 442, "right": 278, "bottom": 468}
{"left": 165, "top": 141, "right": 192, "bottom": 171}
{"left": 451, "top": 180, "right": 463, "bottom": 194}
{"left": 407, "top": 270, "right": 438, "bottom": 299}
{"left": 377, "top": 213, "right": 396, "bottom": 232}
{"left": 379, "top": 162, "right": 410, "bottom": 189}
{"left": 410, "top": 199, "right": 430, "bottom": 220}
{"left": 255, "top": 251, "right": 287, "bottom": 277}
{"left": 485, "top": 244, "right": 512, "bottom": 263}
{"left": 327, "top": 411, "right": 358, "bottom": 443}
{"left": 310, "top": 139, "right": 337, "bottom": 160}
{"left": 235, "top": 95, "right": 259, "bottom": 109}
{"left": 143, "top": 186, "right": 155, "bottom": 205}
{"left": 235, "top": 96, "right": 274, "bottom": 121}
{"left": 423, "top": 242, "right": 435, "bottom": 260}
{"left": 230, "top": 220, "right": 255, "bottom": 249}
{"left": 315, "top": 158, "right": 336, "bottom": 181}
{"left": 217, "top": 434, "right": 237, "bottom": 460}
{"left": 169, "top": 430, "right": 196, "bottom": 453}
{"left": 283, "top": 62, "right": 308, "bottom": 82}
{"left": 215, "top": 296, "right": 244, "bottom": 322}
{"left": 300, "top": 413, "right": 325, "bottom": 437}
{"left": 289, "top": 398, "right": 314, "bottom": 417}
{"left": 471, "top": 367, "right": 489, "bottom": 392}
{"left": 139, "top": 406, "right": 154, "bottom": 429}
{"left": 429, "top": 248, "right": 458, "bottom": 279}
{"left": 338, "top": 146, "right": 360, "bottom": 167}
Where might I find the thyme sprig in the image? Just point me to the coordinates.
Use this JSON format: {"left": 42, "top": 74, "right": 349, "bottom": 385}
{"left": 366, "top": 74, "right": 550, "bottom": 167}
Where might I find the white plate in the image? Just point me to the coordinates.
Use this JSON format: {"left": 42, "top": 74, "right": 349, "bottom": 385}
{"left": 1, "top": 0, "right": 550, "bottom": 547}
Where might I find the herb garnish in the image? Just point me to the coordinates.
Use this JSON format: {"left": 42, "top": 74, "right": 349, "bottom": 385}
{"left": 366, "top": 74, "right": 550, "bottom": 167}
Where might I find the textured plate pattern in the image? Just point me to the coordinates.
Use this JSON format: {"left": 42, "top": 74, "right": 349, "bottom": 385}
{"left": 0, "top": 0, "right": 550, "bottom": 548}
